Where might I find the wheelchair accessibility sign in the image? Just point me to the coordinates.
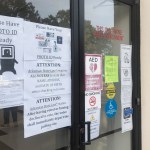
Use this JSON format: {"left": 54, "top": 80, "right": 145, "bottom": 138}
{"left": 105, "top": 99, "right": 117, "bottom": 118}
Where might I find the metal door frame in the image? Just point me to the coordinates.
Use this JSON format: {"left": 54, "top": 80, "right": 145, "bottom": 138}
{"left": 70, "top": 0, "right": 141, "bottom": 150}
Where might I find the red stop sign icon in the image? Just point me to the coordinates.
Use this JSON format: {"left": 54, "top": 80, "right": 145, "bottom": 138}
{"left": 89, "top": 96, "right": 96, "bottom": 106}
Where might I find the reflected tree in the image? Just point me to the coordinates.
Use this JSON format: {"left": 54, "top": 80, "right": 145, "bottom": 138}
{"left": 42, "top": 15, "right": 59, "bottom": 26}
{"left": 42, "top": 10, "right": 70, "bottom": 28}
{"left": 84, "top": 20, "right": 112, "bottom": 55}
{"left": 0, "top": 0, "right": 41, "bottom": 22}
{"left": 0, "top": 0, "right": 111, "bottom": 54}
{"left": 56, "top": 10, "right": 70, "bottom": 28}
{"left": 0, "top": 0, "right": 70, "bottom": 27}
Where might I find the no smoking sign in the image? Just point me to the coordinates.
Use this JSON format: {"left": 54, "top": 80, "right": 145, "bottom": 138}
{"left": 89, "top": 96, "right": 96, "bottom": 106}
{"left": 85, "top": 91, "right": 101, "bottom": 111}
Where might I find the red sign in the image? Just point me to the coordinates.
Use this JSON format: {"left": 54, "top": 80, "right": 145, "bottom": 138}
{"left": 85, "top": 54, "right": 103, "bottom": 91}
{"left": 89, "top": 96, "right": 96, "bottom": 106}
{"left": 93, "top": 26, "right": 124, "bottom": 41}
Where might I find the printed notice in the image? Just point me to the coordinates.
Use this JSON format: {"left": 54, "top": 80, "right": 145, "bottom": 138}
{"left": 120, "top": 44, "right": 132, "bottom": 68}
{"left": 85, "top": 54, "right": 103, "bottom": 91}
{"left": 24, "top": 61, "right": 71, "bottom": 99}
{"left": 121, "top": 68, "right": 132, "bottom": 86}
{"left": 24, "top": 21, "right": 71, "bottom": 138}
{"left": 24, "top": 94, "right": 71, "bottom": 138}
{"left": 121, "top": 103, "right": 133, "bottom": 133}
{"left": 121, "top": 44, "right": 133, "bottom": 133}
{"left": 0, "top": 80, "right": 23, "bottom": 108}
{"left": 85, "top": 91, "right": 101, "bottom": 139}
{"left": 121, "top": 86, "right": 132, "bottom": 104}
{"left": 85, "top": 54, "right": 102, "bottom": 140}
{"left": 105, "top": 56, "right": 119, "bottom": 83}
{"left": 24, "top": 21, "right": 71, "bottom": 61}
{"left": 85, "top": 109, "right": 100, "bottom": 140}
{"left": 0, "top": 15, "right": 24, "bottom": 80}
{"left": 85, "top": 91, "right": 101, "bottom": 111}
{"left": 121, "top": 44, "right": 132, "bottom": 104}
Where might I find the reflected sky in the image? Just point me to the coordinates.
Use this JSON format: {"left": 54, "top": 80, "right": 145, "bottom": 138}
{"left": 85, "top": 0, "right": 114, "bottom": 27}
{"left": 25, "top": 0, "right": 114, "bottom": 27}
{"left": 26, "top": 0, "right": 70, "bottom": 18}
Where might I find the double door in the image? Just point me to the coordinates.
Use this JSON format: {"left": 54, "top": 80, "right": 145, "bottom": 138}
{"left": 0, "top": 0, "right": 140, "bottom": 150}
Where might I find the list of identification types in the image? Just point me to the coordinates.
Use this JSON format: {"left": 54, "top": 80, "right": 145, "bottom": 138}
{"left": 0, "top": 15, "right": 24, "bottom": 108}
{"left": 120, "top": 44, "right": 133, "bottom": 133}
{"left": 24, "top": 21, "right": 71, "bottom": 138}
{"left": 85, "top": 54, "right": 102, "bottom": 140}
{"left": 23, "top": 21, "right": 71, "bottom": 61}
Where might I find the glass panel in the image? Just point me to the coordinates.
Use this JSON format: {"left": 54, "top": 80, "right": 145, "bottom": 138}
{"left": 84, "top": 0, "right": 131, "bottom": 150}
{"left": 0, "top": 0, "right": 71, "bottom": 150}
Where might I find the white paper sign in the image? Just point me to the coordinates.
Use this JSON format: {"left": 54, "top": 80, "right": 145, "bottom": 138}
{"left": 85, "top": 54, "right": 103, "bottom": 91}
{"left": 24, "top": 21, "right": 71, "bottom": 138}
{"left": 24, "top": 21, "right": 71, "bottom": 61}
{"left": 121, "top": 44, "right": 132, "bottom": 104}
{"left": 121, "top": 68, "right": 132, "bottom": 85}
{"left": 24, "top": 61, "right": 71, "bottom": 99}
{"left": 121, "top": 103, "right": 133, "bottom": 133}
{"left": 24, "top": 94, "right": 71, "bottom": 138}
{"left": 121, "top": 44, "right": 133, "bottom": 133}
{"left": 85, "top": 91, "right": 101, "bottom": 111}
{"left": 0, "top": 80, "right": 23, "bottom": 108}
{"left": 0, "top": 16, "right": 72, "bottom": 137}
{"left": 121, "top": 86, "right": 132, "bottom": 103}
{"left": 120, "top": 44, "right": 132, "bottom": 68}
{"left": 0, "top": 15, "right": 24, "bottom": 80}
{"left": 85, "top": 109, "right": 100, "bottom": 140}
{"left": 85, "top": 54, "right": 102, "bottom": 75}
{"left": 85, "top": 54, "right": 102, "bottom": 140}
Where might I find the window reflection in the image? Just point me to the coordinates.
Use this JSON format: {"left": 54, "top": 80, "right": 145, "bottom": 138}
{"left": 0, "top": 0, "right": 70, "bottom": 150}
{"left": 84, "top": 0, "right": 131, "bottom": 134}
{"left": 0, "top": 0, "right": 70, "bottom": 28}
{"left": 85, "top": 1, "right": 132, "bottom": 150}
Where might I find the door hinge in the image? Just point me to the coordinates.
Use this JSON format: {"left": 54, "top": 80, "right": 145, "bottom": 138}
{"left": 136, "top": 97, "right": 141, "bottom": 106}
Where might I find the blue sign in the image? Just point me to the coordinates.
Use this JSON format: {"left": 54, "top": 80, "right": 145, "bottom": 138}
{"left": 105, "top": 99, "right": 117, "bottom": 118}
{"left": 124, "top": 107, "right": 133, "bottom": 119}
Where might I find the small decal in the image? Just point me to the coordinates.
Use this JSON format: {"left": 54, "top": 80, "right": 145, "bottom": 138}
{"left": 105, "top": 99, "right": 117, "bottom": 118}
{"left": 106, "top": 83, "right": 116, "bottom": 99}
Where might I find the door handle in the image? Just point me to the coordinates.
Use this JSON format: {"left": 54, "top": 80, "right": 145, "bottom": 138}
{"left": 80, "top": 121, "right": 91, "bottom": 145}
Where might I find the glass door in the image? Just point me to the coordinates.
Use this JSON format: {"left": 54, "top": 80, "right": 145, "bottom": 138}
{"left": 0, "top": 0, "right": 72, "bottom": 150}
{"left": 84, "top": 1, "right": 134, "bottom": 150}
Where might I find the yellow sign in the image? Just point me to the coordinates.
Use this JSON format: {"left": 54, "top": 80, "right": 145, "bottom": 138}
{"left": 106, "top": 83, "right": 116, "bottom": 99}
{"left": 105, "top": 56, "right": 119, "bottom": 83}
{"left": 90, "top": 115, "right": 95, "bottom": 121}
